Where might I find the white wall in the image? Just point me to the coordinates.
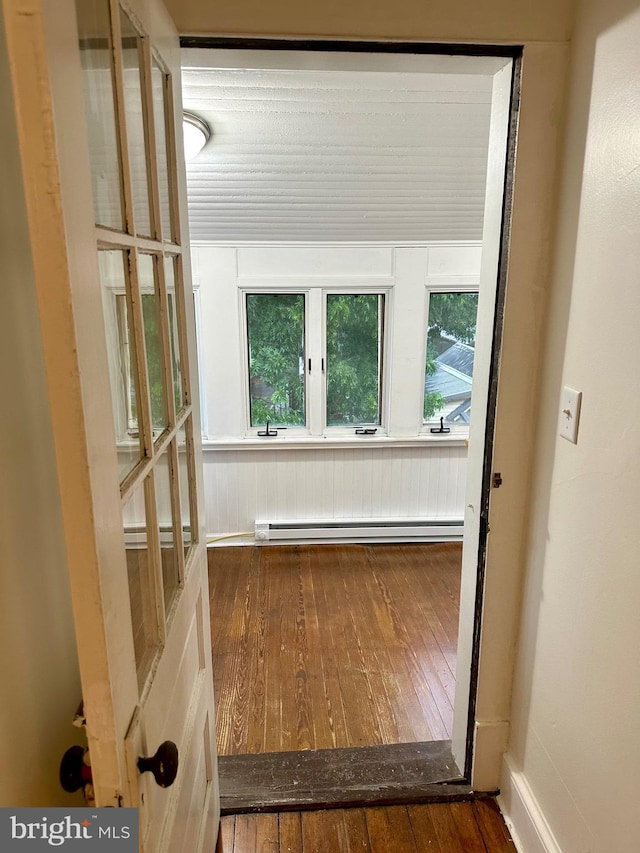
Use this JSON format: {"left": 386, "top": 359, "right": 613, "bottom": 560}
{"left": 0, "top": 10, "right": 84, "bottom": 806}
{"left": 194, "top": 243, "right": 478, "bottom": 537}
{"left": 500, "top": 0, "right": 640, "bottom": 849}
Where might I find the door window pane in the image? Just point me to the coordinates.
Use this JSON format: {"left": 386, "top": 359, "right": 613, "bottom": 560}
{"left": 76, "top": 0, "right": 124, "bottom": 229}
{"left": 246, "top": 294, "right": 305, "bottom": 427}
{"left": 123, "top": 480, "right": 158, "bottom": 686}
{"left": 152, "top": 61, "right": 173, "bottom": 241}
{"left": 154, "top": 451, "right": 179, "bottom": 611}
{"left": 120, "top": 10, "right": 152, "bottom": 237}
{"left": 424, "top": 292, "right": 478, "bottom": 424}
{"left": 98, "top": 251, "right": 142, "bottom": 480}
{"left": 164, "top": 257, "right": 183, "bottom": 415}
{"left": 138, "top": 254, "right": 168, "bottom": 431}
{"left": 326, "top": 294, "right": 384, "bottom": 426}
{"left": 177, "top": 418, "right": 195, "bottom": 560}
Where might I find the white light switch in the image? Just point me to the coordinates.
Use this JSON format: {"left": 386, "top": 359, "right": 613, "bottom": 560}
{"left": 559, "top": 386, "right": 582, "bottom": 444}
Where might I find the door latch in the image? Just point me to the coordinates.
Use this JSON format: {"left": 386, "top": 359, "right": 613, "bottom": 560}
{"left": 492, "top": 472, "right": 503, "bottom": 488}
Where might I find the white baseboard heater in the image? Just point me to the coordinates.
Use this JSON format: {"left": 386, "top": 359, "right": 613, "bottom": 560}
{"left": 254, "top": 518, "right": 463, "bottom": 544}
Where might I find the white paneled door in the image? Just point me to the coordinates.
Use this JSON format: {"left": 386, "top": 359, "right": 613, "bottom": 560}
{"left": 3, "top": 0, "right": 218, "bottom": 849}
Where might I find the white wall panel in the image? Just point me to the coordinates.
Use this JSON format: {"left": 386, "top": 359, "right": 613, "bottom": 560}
{"left": 237, "top": 245, "right": 393, "bottom": 278}
{"left": 427, "top": 244, "right": 483, "bottom": 276}
{"left": 203, "top": 444, "right": 467, "bottom": 537}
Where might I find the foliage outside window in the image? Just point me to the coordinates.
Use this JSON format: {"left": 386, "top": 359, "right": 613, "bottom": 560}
{"left": 246, "top": 293, "right": 306, "bottom": 427}
{"left": 138, "top": 253, "right": 168, "bottom": 431}
{"left": 141, "top": 293, "right": 168, "bottom": 429}
{"left": 424, "top": 292, "right": 478, "bottom": 424}
{"left": 326, "top": 294, "right": 384, "bottom": 426}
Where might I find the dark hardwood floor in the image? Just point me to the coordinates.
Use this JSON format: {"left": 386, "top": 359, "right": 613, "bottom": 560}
{"left": 208, "top": 542, "right": 461, "bottom": 756}
{"left": 217, "top": 799, "right": 516, "bottom": 852}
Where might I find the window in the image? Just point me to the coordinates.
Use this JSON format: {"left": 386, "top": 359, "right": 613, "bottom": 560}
{"left": 243, "top": 289, "right": 387, "bottom": 435}
{"left": 246, "top": 293, "right": 306, "bottom": 427}
{"left": 326, "top": 294, "right": 384, "bottom": 427}
{"left": 423, "top": 291, "right": 478, "bottom": 426}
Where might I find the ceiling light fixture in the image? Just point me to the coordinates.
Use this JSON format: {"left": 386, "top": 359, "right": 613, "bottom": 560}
{"left": 183, "top": 112, "right": 211, "bottom": 161}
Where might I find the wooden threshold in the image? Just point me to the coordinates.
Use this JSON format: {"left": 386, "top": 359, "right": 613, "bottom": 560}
{"left": 219, "top": 740, "right": 480, "bottom": 814}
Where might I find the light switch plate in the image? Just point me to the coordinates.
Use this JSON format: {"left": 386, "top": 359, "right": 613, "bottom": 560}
{"left": 559, "top": 386, "right": 582, "bottom": 443}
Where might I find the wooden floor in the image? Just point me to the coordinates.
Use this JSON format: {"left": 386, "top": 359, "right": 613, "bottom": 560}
{"left": 208, "top": 543, "right": 461, "bottom": 755}
{"left": 217, "top": 799, "right": 516, "bottom": 852}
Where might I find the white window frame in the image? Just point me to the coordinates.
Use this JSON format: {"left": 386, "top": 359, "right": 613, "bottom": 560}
{"left": 240, "top": 286, "right": 311, "bottom": 438}
{"left": 321, "top": 288, "right": 391, "bottom": 437}
{"left": 239, "top": 283, "right": 392, "bottom": 438}
{"left": 420, "top": 278, "right": 480, "bottom": 438}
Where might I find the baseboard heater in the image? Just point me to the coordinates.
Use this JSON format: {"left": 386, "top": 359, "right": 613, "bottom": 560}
{"left": 254, "top": 518, "right": 463, "bottom": 544}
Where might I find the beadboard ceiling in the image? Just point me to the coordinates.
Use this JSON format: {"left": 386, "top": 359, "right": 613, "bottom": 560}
{"left": 181, "top": 52, "right": 497, "bottom": 243}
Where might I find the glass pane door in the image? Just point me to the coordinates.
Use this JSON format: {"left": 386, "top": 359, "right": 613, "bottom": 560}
{"left": 75, "top": 0, "right": 198, "bottom": 687}
{"left": 76, "top": 0, "right": 124, "bottom": 230}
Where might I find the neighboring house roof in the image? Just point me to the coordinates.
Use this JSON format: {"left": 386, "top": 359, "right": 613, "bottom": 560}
{"left": 448, "top": 397, "right": 472, "bottom": 423}
{"left": 425, "top": 364, "right": 472, "bottom": 401}
{"left": 425, "top": 341, "right": 474, "bottom": 402}
{"left": 436, "top": 340, "right": 475, "bottom": 377}
{"left": 425, "top": 341, "right": 474, "bottom": 423}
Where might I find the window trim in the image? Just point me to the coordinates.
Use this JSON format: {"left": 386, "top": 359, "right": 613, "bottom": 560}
{"left": 321, "top": 288, "right": 391, "bottom": 437}
{"left": 239, "top": 284, "right": 392, "bottom": 438}
{"left": 240, "top": 287, "right": 311, "bottom": 438}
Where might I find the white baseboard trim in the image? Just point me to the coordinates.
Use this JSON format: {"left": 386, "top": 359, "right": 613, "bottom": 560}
{"left": 498, "top": 753, "right": 562, "bottom": 853}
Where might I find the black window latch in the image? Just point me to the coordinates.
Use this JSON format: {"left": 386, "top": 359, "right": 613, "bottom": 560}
{"left": 257, "top": 419, "right": 278, "bottom": 437}
{"left": 430, "top": 417, "right": 451, "bottom": 434}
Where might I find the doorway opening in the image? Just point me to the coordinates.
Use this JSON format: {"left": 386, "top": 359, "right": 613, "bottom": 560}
{"left": 180, "top": 39, "right": 519, "bottom": 809}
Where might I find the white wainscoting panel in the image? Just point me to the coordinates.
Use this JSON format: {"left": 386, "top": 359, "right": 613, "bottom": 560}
{"left": 203, "top": 444, "right": 467, "bottom": 539}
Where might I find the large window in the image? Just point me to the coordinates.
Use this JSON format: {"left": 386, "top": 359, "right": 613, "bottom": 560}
{"left": 423, "top": 291, "right": 478, "bottom": 426}
{"left": 243, "top": 290, "right": 387, "bottom": 435}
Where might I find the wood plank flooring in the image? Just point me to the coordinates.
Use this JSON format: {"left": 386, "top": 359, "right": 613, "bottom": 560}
{"left": 208, "top": 543, "right": 461, "bottom": 755}
{"left": 217, "top": 800, "right": 516, "bottom": 852}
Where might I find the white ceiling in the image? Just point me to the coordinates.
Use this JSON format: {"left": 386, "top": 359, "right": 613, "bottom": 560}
{"left": 181, "top": 52, "right": 497, "bottom": 243}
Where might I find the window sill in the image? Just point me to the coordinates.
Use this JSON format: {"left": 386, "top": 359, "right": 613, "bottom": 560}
{"left": 201, "top": 434, "right": 469, "bottom": 451}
